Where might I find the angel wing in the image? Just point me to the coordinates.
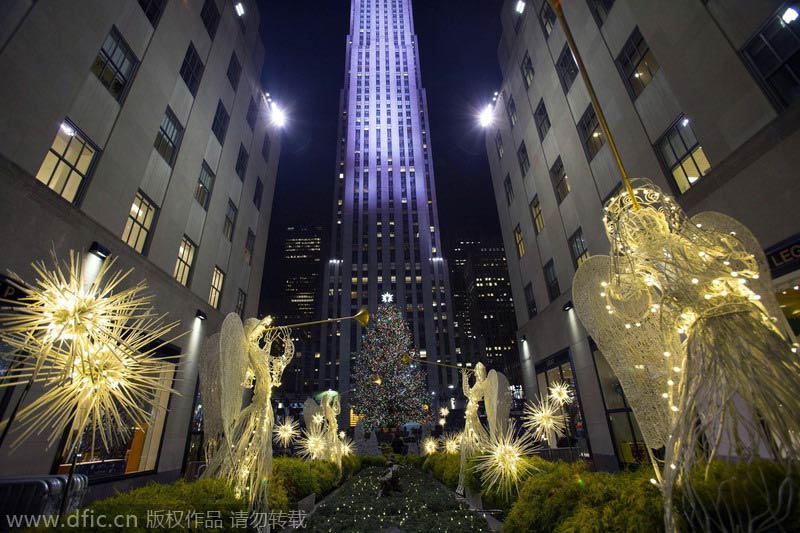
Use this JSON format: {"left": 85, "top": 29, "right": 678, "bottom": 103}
{"left": 572, "top": 255, "right": 671, "bottom": 449}
{"left": 218, "top": 313, "right": 250, "bottom": 446}
{"left": 484, "top": 369, "right": 512, "bottom": 437}
{"left": 303, "top": 397, "right": 321, "bottom": 429}
{"left": 691, "top": 211, "right": 796, "bottom": 342}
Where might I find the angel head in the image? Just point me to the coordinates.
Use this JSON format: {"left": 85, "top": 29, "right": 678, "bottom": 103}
{"left": 474, "top": 362, "right": 487, "bottom": 382}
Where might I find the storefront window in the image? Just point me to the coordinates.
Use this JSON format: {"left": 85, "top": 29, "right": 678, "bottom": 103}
{"left": 591, "top": 343, "right": 647, "bottom": 466}
{"left": 534, "top": 351, "right": 590, "bottom": 457}
{"left": 183, "top": 385, "right": 205, "bottom": 472}
{"left": 56, "top": 357, "right": 176, "bottom": 479}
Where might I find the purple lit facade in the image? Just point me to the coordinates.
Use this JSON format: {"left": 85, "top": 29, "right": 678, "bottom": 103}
{"left": 319, "top": 0, "right": 458, "bottom": 417}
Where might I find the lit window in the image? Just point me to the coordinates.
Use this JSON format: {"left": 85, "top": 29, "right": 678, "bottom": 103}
{"left": 655, "top": 115, "right": 711, "bottom": 194}
{"left": 223, "top": 200, "right": 238, "bottom": 241}
{"left": 91, "top": 28, "right": 137, "bottom": 101}
{"left": 122, "top": 191, "right": 157, "bottom": 253}
{"left": 35, "top": 120, "right": 97, "bottom": 203}
{"left": 549, "top": 157, "right": 570, "bottom": 203}
{"left": 534, "top": 99, "right": 550, "bottom": 140}
{"left": 530, "top": 195, "right": 544, "bottom": 234}
{"left": 179, "top": 43, "right": 204, "bottom": 96}
{"left": 154, "top": 108, "right": 183, "bottom": 166}
{"left": 544, "top": 260, "right": 560, "bottom": 302}
{"left": 194, "top": 162, "right": 215, "bottom": 209}
{"left": 244, "top": 229, "right": 256, "bottom": 264}
{"left": 577, "top": 105, "right": 605, "bottom": 161}
{"left": 616, "top": 27, "right": 659, "bottom": 99}
{"left": 235, "top": 289, "right": 247, "bottom": 318}
{"left": 569, "top": 228, "right": 590, "bottom": 268}
{"left": 173, "top": 236, "right": 196, "bottom": 286}
{"left": 208, "top": 267, "right": 225, "bottom": 309}
{"left": 556, "top": 44, "right": 579, "bottom": 93}
{"left": 514, "top": 225, "right": 525, "bottom": 258}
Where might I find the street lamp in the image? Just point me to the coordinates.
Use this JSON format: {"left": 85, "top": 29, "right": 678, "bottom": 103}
{"left": 478, "top": 104, "right": 493, "bottom": 128}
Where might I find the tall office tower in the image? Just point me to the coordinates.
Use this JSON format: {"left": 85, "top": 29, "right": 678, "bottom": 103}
{"left": 319, "top": 0, "right": 458, "bottom": 419}
{"left": 0, "top": 0, "right": 280, "bottom": 487}
{"left": 486, "top": 0, "right": 800, "bottom": 470}
{"left": 450, "top": 239, "right": 518, "bottom": 383}
{"left": 280, "top": 225, "right": 323, "bottom": 395}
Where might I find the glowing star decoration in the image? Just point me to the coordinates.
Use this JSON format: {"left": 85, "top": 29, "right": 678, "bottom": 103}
{"left": 339, "top": 434, "right": 354, "bottom": 457}
{"left": 438, "top": 417, "right": 446, "bottom": 426}
{"left": 312, "top": 413, "right": 324, "bottom": 428}
{"left": 273, "top": 417, "right": 300, "bottom": 448}
{"left": 523, "top": 397, "right": 567, "bottom": 444}
{"left": 199, "top": 313, "right": 295, "bottom": 512}
{"left": 441, "top": 432, "right": 462, "bottom": 455}
{"left": 439, "top": 407, "right": 450, "bottom": 417}
{"left": 572, "top": 179, "right": 800, "bottom": 531}
{"left": 0, "top": 251, "right": 181, "bottom": 455}
{"left": 472, "top": 422, "right": 539, "bottom": 499}
{"left": 548, "top": 381, "right": 573, "bottom": 406}
{"left": 297, "top": 425, "right": 327, "bottom": 460}
{"left": 423, "top": 437, "right": 438, "bottom": 455}
{"left": 381, "top": 292, "right": 394, "bottom": 303}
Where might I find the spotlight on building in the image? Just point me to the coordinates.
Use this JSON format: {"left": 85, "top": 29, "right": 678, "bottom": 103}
{"left": 521, "top": 335, "right": 527, "bottom": 343}
{"left": 782, "top": 6, "right": 798, "bottom": 24}
{"left": 562, "top": 300, "right": 574, "bottom": 312}
{"left": 234, "top": 2, "right": 245, "bottom": 17}
{"left": 270, "top": 103, "right": 286, "bottom": 127}
{"left": 196, "top": 310, "right": 208, "bottom": 321}
{"left": 515, "top": 1, "right": 526, "bottom": 14}
{"left": 88, "top": 241, "right": 110, "bottom": 260}
{"left": 478, "top": 104, "right": 494, "bottom": 128}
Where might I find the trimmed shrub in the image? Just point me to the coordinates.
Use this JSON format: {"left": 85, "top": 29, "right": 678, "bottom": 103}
{"left": 273, "top": 457, "right": 319, "bottom": 502}
{"left": 360, "top": 455, "right": 388, "bottom": 468}
{"left": 341, "top": 454, "right": 362, "bottom": 479}
{"left": 308, "top": 460, "right": 339, "bottom": 496}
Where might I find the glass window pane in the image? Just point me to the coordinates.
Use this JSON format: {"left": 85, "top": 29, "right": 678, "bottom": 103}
{"left": 62, "top": 171, "right": 82, "bottom": 202}
{"left": 76, "top": 145, "right": 95, "bottom": 173}
{"left": 52, "top": 129, "right": 70, "bottom": 155}
{"left": 692, "top": 146, "right": 711, "bottom": 175}
{"left": 49, "top": 162, "right": 70, "bottom": 192}
{"left": 36, "top": 153, "right": 58, "bottom": 185}
{"left": 672, "top": 165, "right": 690, "bottom": 194}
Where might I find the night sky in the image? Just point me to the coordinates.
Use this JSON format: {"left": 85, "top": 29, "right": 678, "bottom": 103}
{"left": 258, "top": 0, "right": 504, "bottom": 310}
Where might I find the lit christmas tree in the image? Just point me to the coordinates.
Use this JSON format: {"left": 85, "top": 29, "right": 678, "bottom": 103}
{"left": 351, "top": 296, "right": 432, "bottom": 430}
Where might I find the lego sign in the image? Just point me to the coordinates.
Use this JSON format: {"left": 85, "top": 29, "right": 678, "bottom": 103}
{"left": 766, "top": 234, "right": 800, "bottom": 279}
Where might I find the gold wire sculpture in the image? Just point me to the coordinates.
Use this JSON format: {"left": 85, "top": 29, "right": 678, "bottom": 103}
{"left": 199, "top": 314, "right": 294, "bottom": 512}
{"left": 548, "top": 381, "right": 573, "bottom": 406}
{"left": 522, "top": 396, "right": 567, "bottom": 445}
{"left": 273, "top": 416, "right": 300, "bottom": 448}
{"left": 339, "top": 434, "right": 354, "bottom": 457}
{"left": 442, "top": 432, "right": 462, "bottom": 455}
{"left": 472, "top": 422, "right": 539, "bottom": 499}
{"left": 573, "top": 179, "right": 800, "bottom": 530}
{"left": 297, "top": 424, "right": 327, "bottom": 460}
{"left": 423, "top": 436, "right": 438, "bottom": 455}
{"left": 0, "top": 251, "right": 180, "bottom": 456}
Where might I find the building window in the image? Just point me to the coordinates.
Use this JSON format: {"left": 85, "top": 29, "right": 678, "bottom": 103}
{"left": 235, "top": 144, "right": 249, "bottom": 180}
{"left": 742, "top": 7, "right": 800, "bottom": 109}
{"left": 514, "top": 0, "right": 527, "bottom": 33}
{"left": 521, "top": 51, "right": 535, "bottom": 89}
{"left": 35, "top": 120, "right": 97, "bottom": 203}
{"left": 568, "top": 227, "right": 590, "bottom": 268}
{"left": 504, "top": 174, "right": 514, "bottom": 205}
{"left": 535, "top": 352, "right": 589, "bottom": 454}
{"left": 577, "top": 105, "right": 605, "bottom": 161}
{"left": 539, "top": 1, "right": 557, "bottom": 38}
{"left": 91, "top": 28, "right": 137, "bottom": 102}
{"left": 137, "top": 0, "right": 167, "bottom": 26}
{"left": 556, "top": 44, "right": 579, "bottom": 93}
{"left": 201, "top": 0, "right": 221, "bottom": 39}
{"left": 549, "top": 157, "right": 571, "bottom": 203}
{"left": 534, "top": 99, "right": 551, "bottom": 140}
{"left": 530, "top": 195, "right": 544, "bottom": 234}
{"left": 246, "top": 97, "right": 257, "bottom": 130}
{"left": 616, "top": 27, "right": 659, "bottom": 99}
{"left": 655, "top": 115, "right": 711, "bottom": 194}
{"left": 244, "top": 229, "right": 256, "bottom": 265}
{"left": 173, "top": 236, "right": 196, "bottom": 286}
{"left": 544, "top": 260, "right": 560, "bottom": 301}
{"left": 122, "top": 191, "right": 157, "bottom": 253}
{"left": 208, "top": 267, "right": 225, "bottom": 309}
{"left": 179, "top": 43, "right": 204, "bottom": 96}
{"left": 262, "top": 133, "right": 272, "bottom": 162}
{"left": 505, "top": 96, "right": 518, "bottom": 128}
{"left": 223, "top": 200, "right": 238, "bottom": 241}
{"left": 211, "top": 101, "right": 230, "bottom": 144}
{"left": 254, "top": 177, "right": 264, "bottom": 210}
{"left": 235, "top": 289, "right": 247, "bottom": 318}
{"left": 227, "top": 52, "right": 241, "bottom": 91}
{"left": 517, "top": 141, "right": 531, "bottom": 176}
{"left": 194, "top": 162, "right": 215, "bottom": 209}
{"left": 514, "top": 225, "right": 525, "bottom": 258}
{"left": 495, "top": 131, "right": 504, "bottom": 159}
{"left": 524, "top": 282, "right": 537, "bottom": 318}
{"left": 154, "top": 108, "right": 183, "bottom": 166}
{"left": 587, "top": 0, "right": 615, "bottom": 26}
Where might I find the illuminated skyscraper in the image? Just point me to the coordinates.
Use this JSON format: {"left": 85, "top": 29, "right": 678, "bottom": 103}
{"left": 318, "top": 0, "right": 457, "bottom": 415}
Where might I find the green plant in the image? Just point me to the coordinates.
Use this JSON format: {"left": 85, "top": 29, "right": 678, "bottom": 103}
{"left": 273, "top": 457, "right": 319, "bottom": 502}
{"left": 341, "top": 454, "right": 362, "bottom": 478}
{"left": 360, "top": 455, "right": 388, "bottom": 468}
{"left": 308, "top": 459, "right": 339, "bottom": 496}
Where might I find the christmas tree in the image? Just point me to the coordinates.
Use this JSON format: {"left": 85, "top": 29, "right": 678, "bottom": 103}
{"left": 351, "top": 299, "right": 432, "bottom": 430}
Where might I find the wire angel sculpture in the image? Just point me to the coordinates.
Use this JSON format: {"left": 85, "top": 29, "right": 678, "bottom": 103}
{"left": 0, "top": 251, "right": 180, "bottom": 457}
{"left": 320, "top": 391, "right": 342, "bottom": 473}
{"left": 573, "top": 180, "right": 800, "bottom": 530}
{"left": 198, "top": 313, "right": 294, "bottom": 512}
